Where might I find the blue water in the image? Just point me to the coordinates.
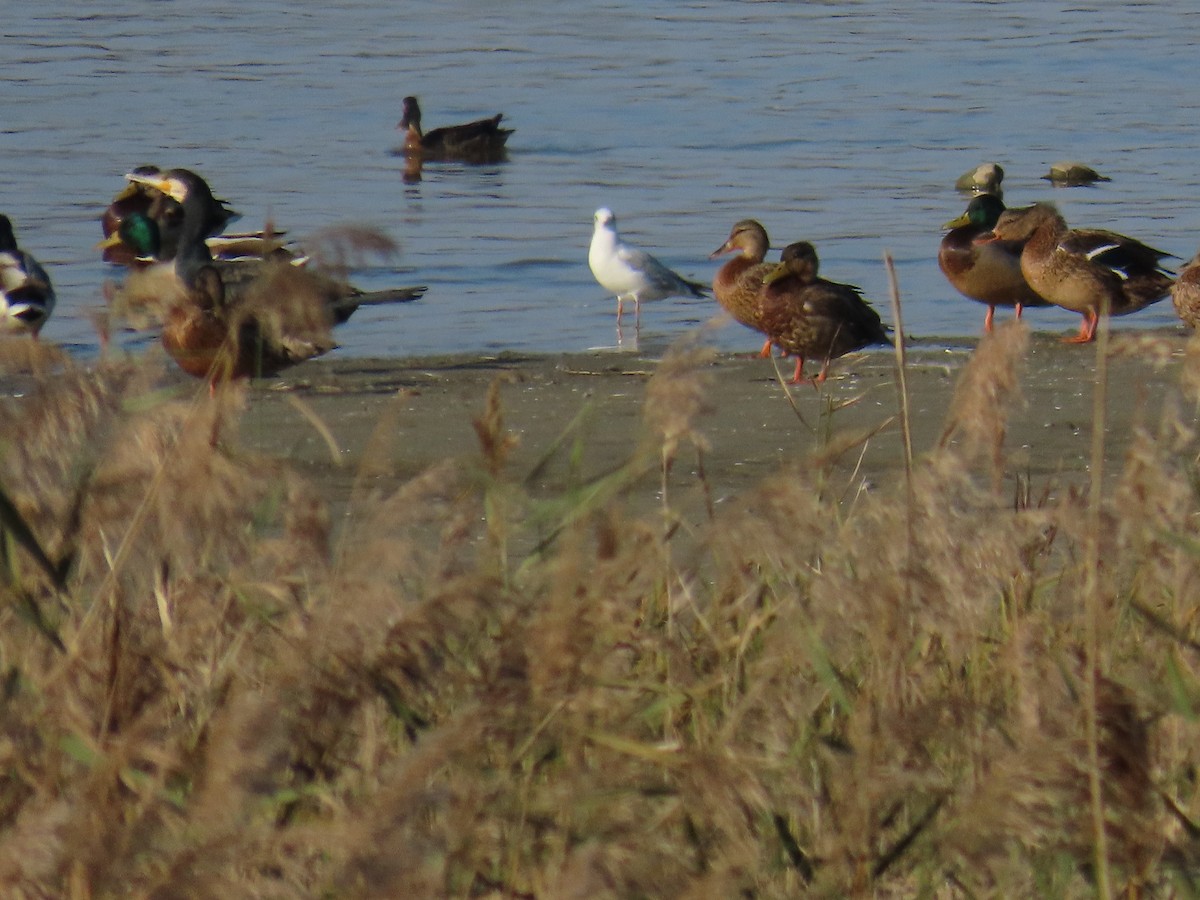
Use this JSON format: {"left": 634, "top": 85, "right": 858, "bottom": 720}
{"left": 5, "top": 2, "right": 1200, "bottom": 361}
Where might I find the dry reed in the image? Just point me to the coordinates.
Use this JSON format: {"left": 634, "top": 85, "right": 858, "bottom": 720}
{"left": 0, "top": 315, "right": 1196, "bottom": 898}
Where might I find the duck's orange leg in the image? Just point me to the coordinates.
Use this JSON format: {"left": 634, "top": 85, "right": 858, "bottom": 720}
{"left": 984, "top": 305, "right": 996, "bottom": 333}
{"left": 790, "top": 356, "right": 811, "bottom": 385}
{"left": 1014, "top": 303, "right": 1025, "bottom": 320}
{"left": 759, "top": 338, "right": 772, "bottom": 358}
{"left": 1061, "top": 309, "right": 1099, "bottom": 344}
{"left": 813, "top": 359, "right": 834, "bottom": 387}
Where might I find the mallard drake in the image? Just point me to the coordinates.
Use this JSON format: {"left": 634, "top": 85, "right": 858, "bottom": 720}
{"left": 757, "top": 242, "right": 891, "bottom": 384}
{"left": 1042, "top": 162, "right": 1110, "bottom": 186}
{"left": 0, "top": 214, "right": 55, "bottom": 337}
{"left": 588, "top": 208, "right": 707, "bottom": 328}
{"left": 986, "top": 202, "right": 1173, "bottom": 343}
{"left": 938, "top": 193, "right": 1048, "bottom": 332}
{"left": 101, "top": 165, "right": 239, "bottom": 260}
{"left": 1171, "top": 249, "right": 1200, "bottom": 330}
{"left": 397, "top": 96, "right": 512, "bottom": 161}
{"left": 709, "top": 219, "right": 777, "bottom": 358}
{"left": 107, "top": 187, "right": 427, "bottom": 383}
{"left": 955, "top": 162, "right": 1004, "bottom": 197}
{"left": 102, "top": 169, "right": 296, "bottom": 268}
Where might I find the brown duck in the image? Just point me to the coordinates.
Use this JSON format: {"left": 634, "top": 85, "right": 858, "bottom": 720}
{"left": 397, "top": 96, "right": 513, "bottom": 161}
{"left": 1171, "top": 248, "right": 1200, "bottom": 330}
{"left": 710, "top": 219, "right": 776, "bottom": 358}
{"left": 938, "top": 193, "right": 1047, "bottom": 333}
{"left": 758, "top": 242, "right": 891, "bottom": 384}
{"left": 986, "top": 202, "right": 1173, "bottom": 343}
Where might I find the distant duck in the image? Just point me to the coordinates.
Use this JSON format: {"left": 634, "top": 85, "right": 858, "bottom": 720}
{"left": 986, "top": 202, "right": 1172, "bottom": 343}
{"left": 954, "top": 162, "right": 1004, "bottom": 197}
{"left": 1171, "top": 249, "right": 1200, "bottom": 330}
{"left": 0, "top": 214, "right": 55, "bottom": 337}
{"left": 709, "top": 219, "right": 777, "bottom": 358}
{"left": 756, "top": 241, "right": 891, "bottom": 384}
{"left": 588, "top": 207, "right": 707, "bottom": 328}
{"left": 1042, "top": 161, "right": 1111, "bottom": 186}
{"left": 938, "top": 194, "right": 1047, "bottom": 332}
{"left": 397, "top": 96, "right": 513, "bottom": 161}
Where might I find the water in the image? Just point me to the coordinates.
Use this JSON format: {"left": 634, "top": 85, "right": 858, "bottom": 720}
{"left": 6, "top": 1, "right": 1200, "bottom": 362}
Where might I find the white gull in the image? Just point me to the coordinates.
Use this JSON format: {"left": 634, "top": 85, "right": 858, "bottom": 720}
{"left": 588, "top": 207, "right": 707, "bottom": 326}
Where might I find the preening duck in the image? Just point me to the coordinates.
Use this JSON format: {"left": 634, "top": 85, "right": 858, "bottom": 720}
{"left": 105, "top": 172, "right": 426, "bottom": 384}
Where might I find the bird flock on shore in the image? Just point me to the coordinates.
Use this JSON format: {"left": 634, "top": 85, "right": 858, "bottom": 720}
{"left": 2, "top": 100, "right": 1198, "bottom": 390}
{"left": 590, "top": 159, "right": 1199, "bottom": 383}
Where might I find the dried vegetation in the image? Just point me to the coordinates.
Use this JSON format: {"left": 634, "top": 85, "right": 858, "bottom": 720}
{"left": 0, "top": 320, "right": 1198, "bottom": 898}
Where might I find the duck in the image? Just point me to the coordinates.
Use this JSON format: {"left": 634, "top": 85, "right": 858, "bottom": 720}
{"left": 709, "top": 219, "right": 777, "bottom": 358}
{"left": 757, "top": 241, "right": 891, "bottom": 384}
{"left": 106, "top": 177, "right": 427, "bottom": 383}
{"left": 397, "top": 96, "right": 513, "bottom": 161}
{"left": 985, "top": 202, "right": 1173, "bottom": 343}
{"left": 938, "top": 193, "right": 1048, "bottom": 332}
{"left": 1042, "top": 162, "right": 1111, "bottom": 186}
{"left": 0, "top": 214, "right": 55, "bottom": 337}
{"left": 588, "top": 207, "right": 707, "bottom": 328}
{"left": 1171, "top": 248, "right": 1200, "bottom": 330}
{"left": 954, "top": 162, "right": 1004, "bottom": 197}
{"left": 100, "top": 165, "right": 240, "bottom": 262}
{"left": 102, "top": 167, "right": 298, "bottom": 268}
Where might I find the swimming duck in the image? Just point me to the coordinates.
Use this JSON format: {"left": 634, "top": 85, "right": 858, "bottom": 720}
{"left": 108, "top": 195, "right": 427, "bottom": 383}
{"left": 938, "top": 194, "right": 1048, "bottom": 332}
{"left": 986, "top": 202, "right": 1173, "bottom": 343}
{"left": 757, "top": 241, "right": 891, "bottom": 384}
{"left": 1042, "top": 162, "right": 1111, "bottom": 186}
{"left": 1171, "top": 248, "right": 1200, "bottom": 330}
{"left": 954, "top": 162, "right": 1004, "bottom": 197}
{"left": 0, "top": 214, "right": 55, "bottom": 337}
{"left": 397, "top": 96, "right": 513, "bottom": 161}
{"left": 709, "top": 219, "right": 777, "bottom": 358}
{"left": 588, "top": 207, "right": 707, "bottom": 328}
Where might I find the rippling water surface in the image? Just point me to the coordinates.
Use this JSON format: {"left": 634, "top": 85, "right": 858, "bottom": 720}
{"left": 6, "top": 2, "right": 1200, "bottom": 361}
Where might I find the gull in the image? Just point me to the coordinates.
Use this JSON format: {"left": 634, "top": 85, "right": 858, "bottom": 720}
{"left": 588, "top": 207, "right": 707, "bottom": 327}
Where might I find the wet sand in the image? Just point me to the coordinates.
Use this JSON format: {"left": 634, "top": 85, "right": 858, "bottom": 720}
{"left": 231, "top": 327, "right": 1193, "bottom": 524}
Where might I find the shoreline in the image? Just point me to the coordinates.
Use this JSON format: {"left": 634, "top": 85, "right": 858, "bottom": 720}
{"left": 228, "top": 325, "right": 1194, "bottom": 523}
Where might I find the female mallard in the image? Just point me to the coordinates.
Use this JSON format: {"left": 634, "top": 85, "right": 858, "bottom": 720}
{"left": 0, "top": 214, "right": 55, "bottom": 337}
{"left": 986, "top": 202, "right": 1173, "bottom": 343}
{"left": 397, "top": 96, "right": 512, "bottom": 161}
{"left": 758, "top": 241, "right": 891, "bottom": 384}
{"left": 710, "top": 219, "right": 777, "bottom": 358}
{"left": 1171, "top": 249, "right": 1200, "bottom": 330}
{"left": 938, "top": 193, "right": 1047, "bottom": 332}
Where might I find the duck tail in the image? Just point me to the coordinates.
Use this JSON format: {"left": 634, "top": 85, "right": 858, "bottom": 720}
{"left": 348, "top": 285, "right": 428, "bottom": 306}
{"left": 329, "top": 284, "right": 427, "bottom": 325}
